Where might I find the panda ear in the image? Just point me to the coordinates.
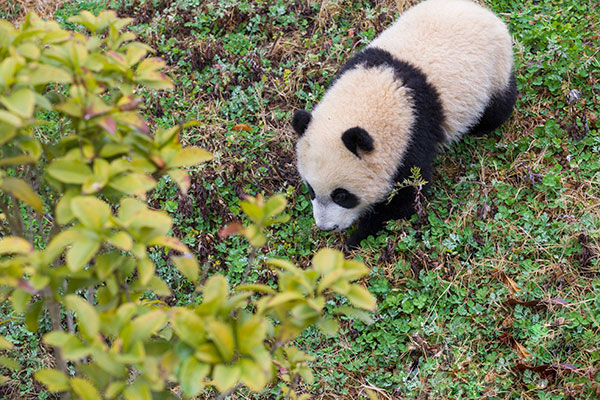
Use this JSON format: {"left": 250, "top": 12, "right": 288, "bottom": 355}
{"left": 292, "top": 110, "right": 311, "bottom": 136}
{"left": 342, "top": 127, "right": 374, "bottom": 158}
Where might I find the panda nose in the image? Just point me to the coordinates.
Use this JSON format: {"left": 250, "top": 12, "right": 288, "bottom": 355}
{"left": 319, "top": 224, "right": 339, "bottom": 232}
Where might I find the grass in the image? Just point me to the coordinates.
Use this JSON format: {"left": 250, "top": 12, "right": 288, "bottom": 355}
{"left": 1, "top": 0, "right": 599, "bottom": 399}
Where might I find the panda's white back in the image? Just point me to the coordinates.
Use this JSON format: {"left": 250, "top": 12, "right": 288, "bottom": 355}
{"left": 369, "top": 0, "right": 514, "bottom": 141}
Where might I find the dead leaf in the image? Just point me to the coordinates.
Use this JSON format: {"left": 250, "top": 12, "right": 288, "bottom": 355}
{"left": 232, "top": 123, "right": 252, "bottom": 132}
{"left": 504, "top": 296, "right": 569, "bottom": 310}
{"left": 218, "top": 221, "right": 243, "bottom": 239}
{"left": 491, "top": 269, "right": 520, "bottom": 293}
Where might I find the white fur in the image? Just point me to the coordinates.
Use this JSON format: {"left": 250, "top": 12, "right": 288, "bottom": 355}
{"left": 369, "top": 0, "right": 514, "bottom": 140}
{"left": 296, "top": 0, "right": 514, "bottom": 230}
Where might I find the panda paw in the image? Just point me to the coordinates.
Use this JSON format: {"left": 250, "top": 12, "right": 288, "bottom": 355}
{"left": 344, "top": 233, "right": 364, "bottom": 251}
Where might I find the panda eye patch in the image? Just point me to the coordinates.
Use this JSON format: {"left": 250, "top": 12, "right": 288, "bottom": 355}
{"left": 306, "top": 183, "right": 315, "bottom": 200}
{"left": 331, "top": 188, "right": 359, "bottom": 209}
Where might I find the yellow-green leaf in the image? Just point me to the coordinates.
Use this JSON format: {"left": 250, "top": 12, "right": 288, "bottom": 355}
{"left": 168, "top": 146, "right": 212, "bottom": 168}
{"left": 171, "top": 308, "right": 206, "bottom": 347}
{"left": 0, "top": 356, "right": 20, "bottom": 371}
{"left": 167, "top": 169, "right": 190, "bottom": 195}
{"left": 312, "top": 248, "right": 344, "bottom": 275}
{"left": 70, "top": 196, "right": 111, "bottom": 230}
{"left": 206, "top": 319, "right": 235, "bottom": 362}
{"left": 148, "top": 236, "right": 189, "bottom": 253}
{"left": 121, "top": 310, "right": 167, "bottom": 350}
{"left": 65, "top": 295, "right": 99, "bottom": 341}
{"left": 66, "top": 236, "right": 100, "bottom": 272}
{"left": 172, "top": 254, "right": 199, "bottom": 282}
{"left": 34, "top": 369, "right": 70, "bottom": 392}
{"left": 1, "top": 88, "right": 35, "bottom": 118}
{"left": 345, "top": 284, "right": 377, "bottom": 311}
{"left": 137, "top": 257, "right": 154, "bottom": 286}
{"left": 47, "top": 159, "right": 93, "bottom": 184}
{"left": 0, "top": 236, "right": 33, "bottom": 254}
{"left": 71, "top": 377, "right": 102, "bottom": 400}
{"left": 28, "top": 64, "right": 72, "bottom": 85}
{"left": 108, "top": 172, "right": 156, "bottom": 197}
{"left": 122, "top": 381, "right": 151, "bottom": 400}
{"left": 0, "top": 336, "right": 13, "bottom": 350}
{"left": 212, "top": 364, "right": 241, "bottom": 393}
{"left": 239, "top": 358, "right": 268, "bottom": 392}
{"left": 0, "top": 177, "right": 43, "bottom": 213}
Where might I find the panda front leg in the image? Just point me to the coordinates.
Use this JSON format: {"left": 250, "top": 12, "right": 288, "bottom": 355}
{"left": 346, "top": 185, "right": 420, "bottom": 249}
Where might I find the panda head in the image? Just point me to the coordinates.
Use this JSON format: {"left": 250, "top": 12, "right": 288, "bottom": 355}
{"left": 294, "top": 110, "right": 375, "bottom": 231}
{"left": 292, "top": 65, "right": 415, "bottom": 232}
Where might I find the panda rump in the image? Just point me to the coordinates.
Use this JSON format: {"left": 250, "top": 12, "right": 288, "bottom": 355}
{"left": 292, "top": 0, "right": 518, "bottom": 247}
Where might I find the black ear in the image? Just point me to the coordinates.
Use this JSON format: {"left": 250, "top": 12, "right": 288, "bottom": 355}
{"left": 292, "top": 110, "right": 311, "bottom": 136}
{"left": 342, "top": 127, "right": 374, "bottom": 158}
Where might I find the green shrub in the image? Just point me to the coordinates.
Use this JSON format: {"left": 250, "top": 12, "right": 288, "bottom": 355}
{"left": 0, "top": 11, "right": 375, "bottom": 399}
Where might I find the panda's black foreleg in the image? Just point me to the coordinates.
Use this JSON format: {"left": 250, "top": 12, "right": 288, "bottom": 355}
{"left": 467, "top": 72, "right": 518, "bottom": 136}
{"left": 346, "top": 185, "right": 420, "bottom": 249}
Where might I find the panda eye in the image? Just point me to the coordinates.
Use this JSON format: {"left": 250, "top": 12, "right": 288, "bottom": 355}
{"left": 306, "top": 183, "right": 315, "bottom": 200}
{"left": 331, "top": 188, "right": 359, "bottom": 209}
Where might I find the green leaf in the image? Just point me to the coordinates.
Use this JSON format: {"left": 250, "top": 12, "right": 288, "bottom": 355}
{"left": 171, "top": 254, "right": 199, "bottom": 282}
{"left": 66, "top": 236, "right": 100, "bottom": 272}
{"left": 122, "top": 381, "right": 152, "bottom": 400}
{"left": 43, "top": 331, "right": 91, "bottom": 360}
{"left": 71, "top": 377, "right": 102, "bottom": 400}
{"left": 316, "top": 317, "right": 339, "bottom": 337}
{"left": 212, "top": 364, "right": 241, "bottom": 393}
{"left": 0, "top": 236, "right": 33, "bottom": 254}
{"left": 34, "top": 369, "right": 70, "bottom": 392}
{"left": 206, "top": 319, "right": 235, "bottom": 362}
{"left": 345, "top": 284, "right": 377, "bottom": 311}
{"left": 168, "top": 146, "right": 212, "bottom": 168}
{"left": 47, "top": 159, "right": 93, "bottom": 184}
{"left": 333, "top": 306, "right": 374, "bottom": 325}
{"left": 121, "top": 310, "right": 167, "bottom": 350}
{"left": 70, "top": 196, "right": 111, "bottom": 230}
{"left": 178, "top": 357, "right": 209, "bottom": 397}
{"left": 1, "top": 88, "right": 35, "bottom": 118}
{"left": 65, "top": 295, "right": 100, "bottom": 341}
{"left": 25, "top": 299, "right": 45, "bottom": 331}
{"left": 263, "top": 194, "right": 287, "bottom": 219}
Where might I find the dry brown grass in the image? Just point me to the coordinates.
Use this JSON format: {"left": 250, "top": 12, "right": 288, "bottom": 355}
{"left": 0, "top": 0, "right": 66, "bottom": 23}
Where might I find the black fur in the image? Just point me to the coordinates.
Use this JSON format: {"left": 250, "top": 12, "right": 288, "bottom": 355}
{"left": 342, "top": 127, "right": 374, "bottom": 158}
{"left": 342, "top": 47, "right": 446, "bottom": 248}
{"left": 292, "top": 110, "right": 312, "bottom": 136}
{"left": 467, "top": 72, "right": 518, "bottom": 136}
{"left": 331, "top": 188, "right": 359, "bottom": 209}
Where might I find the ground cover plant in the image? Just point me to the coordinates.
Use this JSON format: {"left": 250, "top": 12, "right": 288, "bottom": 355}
{"left": 0, "top": 0, "right": 599, "bottom": 398}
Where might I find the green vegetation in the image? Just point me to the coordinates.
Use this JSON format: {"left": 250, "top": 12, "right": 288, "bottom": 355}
{"left": 1, "top": 0, "right": 599, "bottom": 399}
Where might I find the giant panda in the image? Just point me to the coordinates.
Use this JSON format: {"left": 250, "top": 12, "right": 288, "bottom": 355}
{"left": 291, "top": 0, "right": 517, "bottom": 248}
